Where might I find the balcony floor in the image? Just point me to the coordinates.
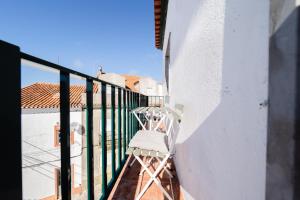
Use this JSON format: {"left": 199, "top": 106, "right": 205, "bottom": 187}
{"left": 108, "top": 155, "right": 184, "bottom": 200}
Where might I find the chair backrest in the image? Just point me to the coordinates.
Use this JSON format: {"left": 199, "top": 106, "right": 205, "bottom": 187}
{"left": 164, "top": 110, "right": 181, "bottom": 154}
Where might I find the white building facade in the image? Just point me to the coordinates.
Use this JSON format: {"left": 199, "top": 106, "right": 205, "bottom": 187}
{"left": 139, "top": 77, "right": 163, "bottom": 96}
{"left": 21, "top": 83, "right": 86, "bottom": 200}
{"left": 157, "top": 0, "right": 269, "bottom": 199}
{"left": 22, "top": 110, "right": 83, "bottom": 200}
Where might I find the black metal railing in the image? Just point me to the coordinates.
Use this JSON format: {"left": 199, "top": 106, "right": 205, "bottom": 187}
{"left": 148, "top": 96, "right": 165, "bottom": 107}
{"left": 0, "top": 40, "right": 148, "bottom": 200}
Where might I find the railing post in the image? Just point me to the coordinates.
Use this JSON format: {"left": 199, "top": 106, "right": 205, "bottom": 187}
{"left": 86, "top": 79, "right": 94, "bottom": 200}
{"left": 136, "top": 93, "right": 139, "bottom": 131}
{"left": 134, "top": 93, "right": 136, "bottom": 134}
{"left": 146, "top": 96, "right": 149, "bottom": 107}
{"left": 133, "top": 93, "right": 135, "bottom": 136}
{"left": 123, "top": 90, "right": 127, "bottom": 158}
{"left": 101, "top": 83, "right": 107, "bottom": 198}
{"left": 142, "top": 95, "right": 145, "bottom": 107}
{"left": 133, "top": 93, "right": 135, "bottom": 135}
{"left": 127, "top": 91, "right": 130, "bottom": 145}
{"left": 132, "top": 93, "right": 134, "bottom": 138}
{"left": 130, "top": 92, "right": 133, "bottom": 140}
{"left": 136, "top": 93, "right": 139, "bottom": 133}
{"left": 111, "top": 86, "right": 116, "bottom": 179}
{"left": 0, "top": 40, "right": 22, "bottom": 199}
{"left": 60, "top": 71, "right": 71, "bottom": 200}
{"left": 118, "top": 88, "right": 122, "bottom": 167}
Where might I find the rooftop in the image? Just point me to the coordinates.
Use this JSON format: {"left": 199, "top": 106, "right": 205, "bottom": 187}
{"left": 21, "top": 82, "right": 99, "bottom": 109}
{"left": 122, "top": 74, "right": 141, "bottom": 92}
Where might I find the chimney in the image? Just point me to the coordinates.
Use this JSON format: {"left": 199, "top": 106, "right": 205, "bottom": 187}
{"left": 96, "top": 65, "right": 105, "bottom": 78}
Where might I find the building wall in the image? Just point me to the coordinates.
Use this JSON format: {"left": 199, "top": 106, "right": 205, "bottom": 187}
{"left": 267, "top": 0, "right": 300, "bottom": 199}
{"left": 139, "top": 77, "right": 163, "bottom": 96}
{"left": 162, "top": 0, "right": 269, "bottom": 199}
{"left": 22, "top": 111, "right": 82, "bottom": 199}
{"left": 97, "top": 73, "right": 126, "bottom": 88}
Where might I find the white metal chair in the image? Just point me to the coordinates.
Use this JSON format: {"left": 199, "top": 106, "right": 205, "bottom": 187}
{"left": 129, "top": 107, "right": 168, "bottom": 168}
{"left": 133, "top": 107, "right": 167, "bottom": 131}
{"left": 126, "top": 111, "right": 180, "bottom": 200}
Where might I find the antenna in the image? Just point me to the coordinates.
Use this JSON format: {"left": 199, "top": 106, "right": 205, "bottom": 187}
{"left": 99, "top": 65, "right": 104, "bottom": 74}
{"left": 96, "top": 65, "right": 106, "bottom": 78}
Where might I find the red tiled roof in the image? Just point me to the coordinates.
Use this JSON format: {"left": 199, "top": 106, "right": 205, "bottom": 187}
{"left": 154, "top": 0, "right": 162, "bottom": 48}
{"left": 121, "top": 75, "right": 140, "bottom": 92}
{"left": 21, "top": 82, "right": 98, "bottom": 109}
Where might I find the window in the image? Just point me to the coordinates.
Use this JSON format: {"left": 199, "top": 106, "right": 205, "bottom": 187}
{"left": 70, "top": 130, "right": 75, "bottom": 144}
{"left": 54, "top": 122, "right": 75, "bottom": 147}
{"left": 54, "top": 122, "right": 60, "bottom": 147}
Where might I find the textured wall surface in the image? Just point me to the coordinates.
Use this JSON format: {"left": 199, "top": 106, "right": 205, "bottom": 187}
{"left": 162, "top": 0, "right": 269, "bottom": 199}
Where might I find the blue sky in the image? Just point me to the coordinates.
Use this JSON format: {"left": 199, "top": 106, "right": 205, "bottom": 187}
{"left": 0, "top": 0, "right": 162, "bottom": 86}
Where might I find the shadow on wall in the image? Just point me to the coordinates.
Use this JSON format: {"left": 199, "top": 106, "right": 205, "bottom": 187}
{"left": 173, "top": 0, "right": 268, "bottom": 199}
{"left": 71, "top": 122, "right": 85, "bottom": 135}
{"left": 267, "top": 6, "right": 300, "bottom": 200}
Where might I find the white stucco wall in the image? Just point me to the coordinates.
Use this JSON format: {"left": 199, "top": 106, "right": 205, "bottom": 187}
{"left": 139, "top": 77, "right": 163, "bottom": 96}
{"left": 22, "top": 111, "right": 82, "bottom": 199}
{"left": 163, "top": 0, "right": 269, "bottom": 199}
{"left": 97, "top": 73, "right": 126, "bottom": 88}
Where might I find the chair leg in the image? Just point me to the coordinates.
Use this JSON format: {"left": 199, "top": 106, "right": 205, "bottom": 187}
{"left": 154, "top": 115, "right": 166, "bottom": 131}
{"left": 135, "top": 155, "right": 173, "bottom": 200}
{"left": 155, "top": 157, "right": 173, "bottom": 178}
{"left": 129, "top": 157, "right": 137, "bottom": 168}
{"left": 152, "top": 176, "right": 173, "bottom": 200}
{"left": 139, "top": 156, "right": 154, "bottom": 175}
{"left": 133, "top": 111, "right": 147, "bottom": 130}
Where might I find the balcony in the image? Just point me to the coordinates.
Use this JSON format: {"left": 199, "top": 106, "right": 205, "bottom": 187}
{"left": 0, "top": 40, "right": 179, "bottom": 200}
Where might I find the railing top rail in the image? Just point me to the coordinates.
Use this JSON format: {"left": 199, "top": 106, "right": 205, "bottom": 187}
{"left": 21, "top": 52, "right": 140, "bottom": 94}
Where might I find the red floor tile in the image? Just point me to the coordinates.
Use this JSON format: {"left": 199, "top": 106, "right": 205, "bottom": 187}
{"left": 108, "top": 155, "right": 184, "bottom": 200}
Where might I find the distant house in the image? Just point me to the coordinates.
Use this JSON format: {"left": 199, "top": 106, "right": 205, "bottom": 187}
{"left": 122, "top": 74, "right": 163, "bottom": 96}
{"left": 122, "top": 74, "right": 140, "bottom": 92}
{"left": 97, "top": 71, "right": 126, "bottom": 88}
{"left": 21, "top": 82, "right": 88, "bottom": 200}
{"left": 97, "top": 70, "right": 163, "bottom": 96}
{"left": 95, "top": 69, "right": 162, "bottom": 96}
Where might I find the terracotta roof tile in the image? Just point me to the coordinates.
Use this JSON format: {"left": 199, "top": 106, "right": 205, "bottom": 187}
{"left": 154, "top": 0, "right": 162, "bottom": 48}
{"left": 21, "top": 82, "right": 98, "bottom": 109}
{"left": 121, "top": 75, "right": 140, "bottom": 92}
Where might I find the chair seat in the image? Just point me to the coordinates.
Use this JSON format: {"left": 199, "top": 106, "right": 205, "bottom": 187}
{"left": 128, "top": 130, "right": 169, "bottom": 154}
